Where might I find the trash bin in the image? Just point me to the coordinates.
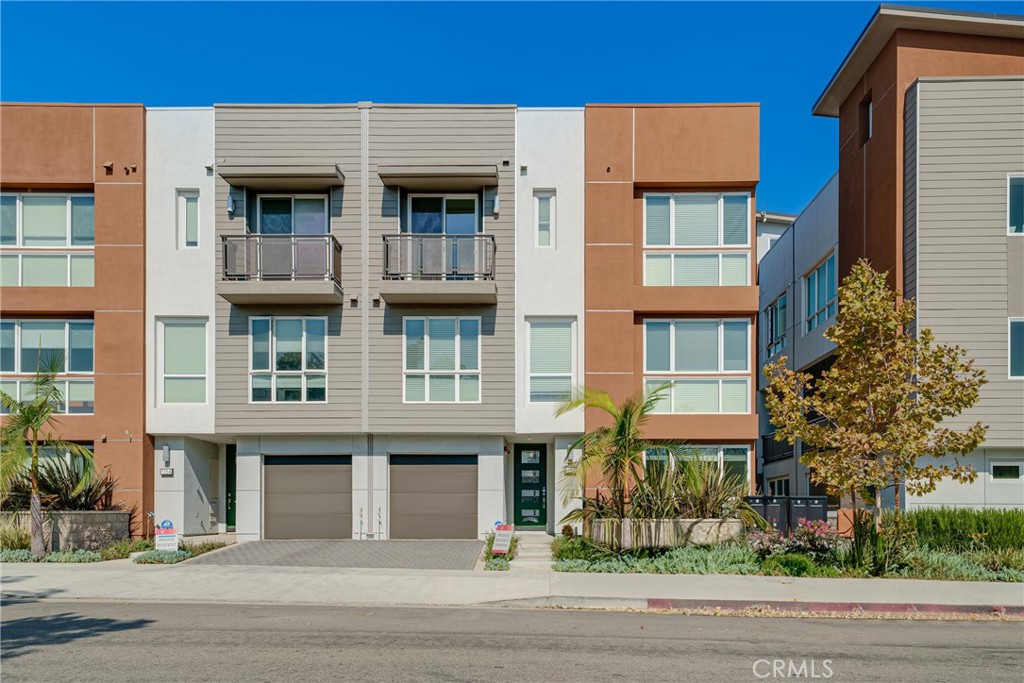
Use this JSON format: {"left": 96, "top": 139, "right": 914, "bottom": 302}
{"left": 789, "top": 496, "right": 829, "bottom": 527}
{"left": 744, "top": 496, "right": 766, "bottom": 526}
{"left": 764, "top": 496, "right": 790, "bottom": 534}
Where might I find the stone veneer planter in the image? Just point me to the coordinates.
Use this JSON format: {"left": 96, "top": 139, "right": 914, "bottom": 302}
{"left": 586, "top": 518, "right": 744, "bottom": 549}
{"left": 12, "top": 511, "right": 130, "bottom": 551}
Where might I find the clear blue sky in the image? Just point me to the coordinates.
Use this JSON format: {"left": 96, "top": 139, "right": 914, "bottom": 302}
{"left": 1, "top": 1, "right": 1019, "bottom": 214}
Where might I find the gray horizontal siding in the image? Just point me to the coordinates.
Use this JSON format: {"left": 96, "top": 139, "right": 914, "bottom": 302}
{"left": 914, "top": 78, "right": 1024, "bottom": 447}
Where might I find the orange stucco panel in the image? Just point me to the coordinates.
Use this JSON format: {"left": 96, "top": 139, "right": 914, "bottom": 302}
{"left": 585, "top": 183, "right": 635, "bottom": 244}
{"left": 0, "top": 105, "right": 94, "bottom": 186}
{"left": 585, "top": 107, "right": 633, "bottom": 182}
{"left": 94, "top": 106, "right": 146, "bottom": 183}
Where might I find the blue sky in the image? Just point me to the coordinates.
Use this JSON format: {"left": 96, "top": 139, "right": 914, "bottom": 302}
{"left": 1, "top": 1, "right": 1018, "bottom": 214}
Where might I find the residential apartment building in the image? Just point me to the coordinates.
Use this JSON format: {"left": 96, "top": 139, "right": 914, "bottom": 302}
{"left": 584, "top": 104, "right": 761, "bottom": 490}
{"left": 0, "top": 103, "right": 151, "bottom": 524}
{"left": 758, "top": 6, "right": 1024, "bottom": 509}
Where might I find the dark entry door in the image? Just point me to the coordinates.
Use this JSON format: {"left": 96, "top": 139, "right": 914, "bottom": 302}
{"left": 514, "top": 445, "right": 547, "bottom": 527}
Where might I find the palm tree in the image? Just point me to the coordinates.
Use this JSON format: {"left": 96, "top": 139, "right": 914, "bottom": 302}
{"left": 555, "top": 385, "right": 686, "bottom": 520}
{"left": 1, "top": 356, "right": 94, "bottom": 557}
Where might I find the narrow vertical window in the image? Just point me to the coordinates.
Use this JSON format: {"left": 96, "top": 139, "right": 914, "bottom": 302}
{"left": 162, "top": 319, "right": 207, "bottom": 404}
{"left": 859, "top": 95, "right": 872, "bottom": 146}
{"left": 535, "top": 191, "right": 555, "bottom": 248}
{"left": 529, "top": 319, "right": 573, "bottom": 402}
{"left": 1009, "top": 176, "right": 1023, "bottom": 235}
{"left": 178, "top": 190, "right": 199, "bottom": 248}
{"left": 1010, "top": 319, "right": 1024, "bottom": 379}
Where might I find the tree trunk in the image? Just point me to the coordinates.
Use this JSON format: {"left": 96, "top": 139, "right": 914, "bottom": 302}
{"left": 30, "top": 493, "right": 45, "bottom": 558}
{"left": 874, "top": 488, "right": 883, "bottom": 531}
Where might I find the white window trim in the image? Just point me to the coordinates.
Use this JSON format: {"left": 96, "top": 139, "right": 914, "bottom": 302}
{"left": 642, "top": 192, "right": 751, "bottom": 249}
{"left": 767, "top": 476, "right": 791, "bottom": 496}
{"left": 1009, "top": 174, "right": 1024, "bottom": 236}
{"left": 402, "top": 316, "right": 482, "bottom": 404}
{"left": 247, "top": 316, "right": 328, "bottom": 404}
{"left": 526, "top": 317, "right": 576, "bottom": 404}
{"left": 765, "top": 293, "right": 788, "bottom": 358}
{"left": 0, "top": 193, "right": 95, "bottom": 250}
{"left": 642, "top": 445, "right": 750, "bottom": 480}
{"left": 406, "top": 194, "right": 482, "bottom": 235}
{"left": 643, "top": 318, "right": 751, "bottom": 376}
{"left": 642, "top": 251, "right": 750, "bottom": 287}
{"left": 1010, "top": 318, "right": 1024, "bottom": 380}
{"left": 157, "top": 317, "right": 208, "bottom": 405}
{"left": 255, "top": 194, "right": 329, "bottom": 235}
{"left": 533, "top": 190, "right": 555, "bottom": 248}
{"left": 989, "top": 460, "right": 1024, "bottom": 485}
{"left": 176, "top": 189, "right": 200, "bottom": 249}
{"left": 1, "top": 319, "right": 94, "bottom": 375}
{"left": 803, "top": 252, "right": 837, "bottom": 334}
{"left": 0, "top": 252, "right": 95, "bottom": 287}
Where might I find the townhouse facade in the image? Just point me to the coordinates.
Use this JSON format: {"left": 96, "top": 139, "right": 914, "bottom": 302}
{"left": 757, "top": 6, "right": 1024, "bottom": 509}
{"left": 0, "top": 103, "right": 151, "bottom": 524}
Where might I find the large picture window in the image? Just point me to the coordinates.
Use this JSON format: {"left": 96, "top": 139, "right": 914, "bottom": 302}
{"left": 250, "top": 317, "right": 327, "bottom": 403}
{"left": 0, "top": 193, "right": 95, "bottom": 287}
{"left": 644, "top": 445, "right": 750, "bottom": 484}
{"left": 256, "top": 195, "right": 328, "bottom": 235}
{"left": 404, "top": 317, "right": 481, "bottom": 403}
{"left": 643, "top": 319, "right": 750, "bottom": 414}
{"left": 0, "top": 319, "right": 94, "bottom": 414}
{"left": 160, "top": 318, "right": 207, "bottom": 404}
{"left": 528, "top": 319, "right": 573, "bottom": 403}
{"left": 804, "top": 253, "right": 836, "bottom": 333}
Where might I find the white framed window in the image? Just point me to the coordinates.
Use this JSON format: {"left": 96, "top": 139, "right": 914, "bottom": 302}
{"left": 1009, "top": 175, "right": 1023, "bottom": 235}
{"left": 159, "top": 318, "right": 207, "bottom": 404}
{"left": 643, "top": 319, "right": 750, "bottom": 414}
{"left": 0, "top": 193, "right": 96, "bottom": 288}
{"left": 643, "top": 193, "right": 749, "bottom": 287}
{"left": 991, "top": 461, "right": 1023, "bottom": 482}
{"left": 765, "top": 294, "right": 788, "bottom": 358}
{"left": 249, "top": 317, "right": 327, "bottom": 403}
{"left": 528, "top": 318, "right": 574, "bottom": 403}
{"left": 534, "top": 190, "right": 555, "bottom": 248}
{"left": 767, "top": 476, "right": 791, "bottom": 496}
{"left": 407, "top": 194, "right": 480, "bottom": 235}
{"left": 804, "top": 252, "right": 836, "bottom": 333}
{"left": 643, "top": 445, "right": 749, "bottom": 483}
{"left": 0, "top": 319, "right": 94, "bottom": 415}
{"left": 404, "top": 316, "right": 481, "bottom": 403}
{"left": 1010, "top": 318, "right": 1024, "bottom": 379}
{"left": 177, "top": 190, "right": 200, "bottom": 248}
{"left": 255, "top": 195, "right": 328, "bottom": 235}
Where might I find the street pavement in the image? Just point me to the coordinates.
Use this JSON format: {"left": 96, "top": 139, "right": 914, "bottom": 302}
{"left": 2, "top": 599, "right": 1021, "bottom": 683}
{"left": 2, "top": 560, "right": 1022, "bottom": 612}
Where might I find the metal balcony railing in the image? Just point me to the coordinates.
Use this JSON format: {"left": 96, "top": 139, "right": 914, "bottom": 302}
{"left": 221, "top": 234, "right": 342, "bottom": 285}
{"left": 762, "top": 434, "right": 795, "bottom": 463}
{"left": 382, "top": 234, "right": 496, "bottom": 281}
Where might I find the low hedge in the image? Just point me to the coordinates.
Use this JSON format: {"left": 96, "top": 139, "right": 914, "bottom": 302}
{"left": 133, "top": 549, "right": 193, "bottom": 564}
{"left": 903, "top": 508, "right": 1024, "bottom": 551}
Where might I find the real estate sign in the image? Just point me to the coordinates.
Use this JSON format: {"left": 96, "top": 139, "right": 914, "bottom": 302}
{"left": 492, "top": 524, "right": 514, "bottom": 555}
{"left": 155, "top": 520, "right": 179, "bottom": 552}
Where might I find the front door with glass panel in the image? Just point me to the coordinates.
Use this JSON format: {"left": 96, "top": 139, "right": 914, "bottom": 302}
{"left": 256, "top": 196, "right": 328, "bottom": 280}
{"left": 514, "top": 444, "right": 547, "bottom": 527}
{"left": 408, "top": 195, "right": 479, "bottom": 280}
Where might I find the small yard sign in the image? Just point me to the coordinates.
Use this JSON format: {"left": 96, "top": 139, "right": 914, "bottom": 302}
{"left": 492, "top": 523, "right": 514, "bottom": 555}
{"left": 155, "top": 525, "right": 179, "bottom": 552}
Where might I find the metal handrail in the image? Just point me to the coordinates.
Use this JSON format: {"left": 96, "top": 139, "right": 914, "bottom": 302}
{"left": 382, "top": 234, "right": 496, "bottom": 281}
{"left": 221, "top": 234, "right": 342, "bottom": 285}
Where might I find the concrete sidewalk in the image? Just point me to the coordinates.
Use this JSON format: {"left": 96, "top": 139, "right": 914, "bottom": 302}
{"left": 2, "top": 560, "right": 1022, "bottom": 614}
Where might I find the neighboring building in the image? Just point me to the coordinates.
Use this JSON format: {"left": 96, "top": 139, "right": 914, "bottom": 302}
{"left": 756, "top": 5, "right": 1024, "bottom": 509}
{"left": 757, "top": 174, "right": 839, "bottom": 498}
{"left": 584, "top": 104, "right": 761, "bottom": 491}
{"left": 0, "top": 103, "right": 150, "bottom": 527}
{"left": 755, "top": 211, "right": 795, "bottom": 263}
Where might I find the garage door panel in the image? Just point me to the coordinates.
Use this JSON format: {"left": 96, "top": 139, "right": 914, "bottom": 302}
{"left": 265, "top": 512, "right": 351, "bottom": 540}
{"left": 390, "top": 456, "right": 478, "bottom": 540}
{"left": 264, "top": 467, "right": 351, "bottom": 495}
{"left": 390, "top": 466, "right": 477, "bottom": 494}
{"left": 265, "top": 492, "right": 351, "bottom": 516}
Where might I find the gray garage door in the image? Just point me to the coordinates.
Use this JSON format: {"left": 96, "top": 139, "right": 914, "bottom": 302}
{"left": 264, "top": 455, "right": 352, "bottom": 539}
{"left": 390, "top": 455, "right": 478, "bottom": 539}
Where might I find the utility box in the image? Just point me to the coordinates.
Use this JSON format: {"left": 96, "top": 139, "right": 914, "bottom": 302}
{"left": 763, "top": 496, "right": 790, "bottom": 534}
{"left": 743, "top": 496, "right": 766, "bottom": 524}
{"left": 789, "top": 496, "right": 828, "bottom": 526}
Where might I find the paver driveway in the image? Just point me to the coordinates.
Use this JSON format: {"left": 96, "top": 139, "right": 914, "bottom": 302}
{"left": 189, "top": 540, "right": 484, "bottom": 570}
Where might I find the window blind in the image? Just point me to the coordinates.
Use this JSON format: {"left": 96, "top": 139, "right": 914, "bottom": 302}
{"left": 645, "top": 196, "right": 670, "bottom": 245}
{"left": 530, "top": 321, "right": 571, "bottom": 374}
{"left": 675, "top": 321, "right": 718, "bottom": 372}
{"left": 674, "top": 194, "right": 717, "bottom": 246}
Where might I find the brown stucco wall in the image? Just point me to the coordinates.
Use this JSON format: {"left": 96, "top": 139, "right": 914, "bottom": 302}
{"left": 584, "top": 105, "right": 759, "bottom": 484}
{"left": 0, "top": 104, "right": 149, "bottom": 533}
{"left": 836, "top": 30, "right": 1024, "bottom": 289}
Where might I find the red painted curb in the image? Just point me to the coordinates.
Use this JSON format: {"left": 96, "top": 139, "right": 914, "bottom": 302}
{"left": 646, "top": 598, "right": 1023, "bottom": 616}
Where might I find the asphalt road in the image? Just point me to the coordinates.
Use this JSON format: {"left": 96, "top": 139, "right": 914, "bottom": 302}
{"left": 1, "top": 600, "right": 1021, "bottom": 683}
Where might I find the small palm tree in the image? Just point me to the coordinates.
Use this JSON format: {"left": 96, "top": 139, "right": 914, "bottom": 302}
{"left": 0, "top": 356, "right": 94, "bottom": 557}
{"left": 556, "top": 385, "right": 686, "bottom": 520}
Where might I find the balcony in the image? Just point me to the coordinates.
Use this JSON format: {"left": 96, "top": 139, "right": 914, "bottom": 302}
{"left": 379, "top": 234, "right": 497, "bottom": 305}
{"left": 762, "top": 434, "right": 795, "bottom": 464}
{"left": 218, "top": 234, "right": 343, "bottom": 305}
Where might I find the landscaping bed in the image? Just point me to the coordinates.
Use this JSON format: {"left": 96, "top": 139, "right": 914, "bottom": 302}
{"left": 552, "top": 509, "right": 1024, "bottom": 583}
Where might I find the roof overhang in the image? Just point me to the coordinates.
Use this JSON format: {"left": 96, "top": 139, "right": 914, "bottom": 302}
{"left": 217, "top": 163, "right": 346, "bottom": 190}
{"left": 378, "top": 164, "right": 498, "bottom": 191}
{"left": 813, "top": 4, "right": 1024, "bottom": 117}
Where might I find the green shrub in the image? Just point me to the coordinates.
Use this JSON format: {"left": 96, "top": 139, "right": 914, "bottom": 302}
{"left": 0, "top": 517, "right": 30, "bottom": 550}
{"left": 41, "top": 549, "right": 102, "bottom": 563}
{"left": 550, "top": 536, "right": 613, "bottom": 562}
{"left": 1, "top": 458, "right": 121, "bottom": 512}
{"left": 904, "top": 508, "right": 1024, "bottom": 551}
{"left": 553, "top": 542, "right": 759, "bottom": 575}
{"left": 560, "top": 524, "right": 575, "bottom": 539}
{"left": 0, "top": 548, "right": 37, "bottom": 563}
{"left": 100, "top": 538, "right": 155, "bottom": 560}
{"left": 763, "top": 553, "right": 816, "bottom": 577}
{"left": 483, "top": 531, "right": 519, "bottom": 561}
{"left": 181, "top": 541, "right": 226, "bottom": 557}
{"left": 484, "top": 557, "right": 510, "bottom": 571}
{"left": 133, "top": 549, "right": 193, "bottom": 564}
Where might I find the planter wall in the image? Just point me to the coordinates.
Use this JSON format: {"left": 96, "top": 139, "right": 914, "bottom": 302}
{"left": 12, "top": 511, "right": 130, "bottom": 551}
{"left": 586, "top": 518, "right": 744, "bottom": 549}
